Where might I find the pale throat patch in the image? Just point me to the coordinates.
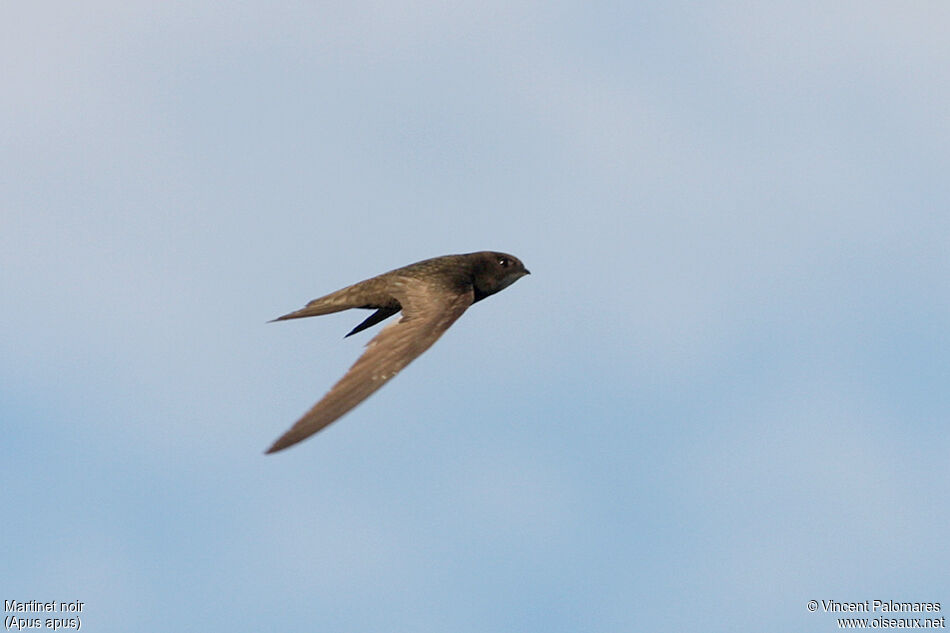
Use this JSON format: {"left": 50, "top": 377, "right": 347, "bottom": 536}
{"left": 495, "top": 272, "right": 525, "bottom": 292}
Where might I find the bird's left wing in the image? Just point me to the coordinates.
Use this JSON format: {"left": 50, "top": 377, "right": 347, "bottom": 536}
{"left": 266, "top": 278, "right": 474, "bottom": 453}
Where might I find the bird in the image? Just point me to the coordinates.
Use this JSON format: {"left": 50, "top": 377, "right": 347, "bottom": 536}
{"left": 265, "top": 251, "right": 530, "bottom": 453}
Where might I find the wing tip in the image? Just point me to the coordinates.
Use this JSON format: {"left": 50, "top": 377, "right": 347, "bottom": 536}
{"left": 268, "top": 312, "right": 296, "bottom": 323}
{"left": 264, "top": 431, "right": 300, "bottom": 453}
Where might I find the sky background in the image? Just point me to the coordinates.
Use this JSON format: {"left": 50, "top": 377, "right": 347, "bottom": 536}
{"left": 3, "top": 2, "right": 949, "bottom": 631}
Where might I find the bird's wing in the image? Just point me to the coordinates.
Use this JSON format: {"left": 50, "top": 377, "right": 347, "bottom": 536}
{"left": 266, "top": 278, "right": 474, "bottom": 453}
{"left": 270, "top": 277, "right": 392, "bottom": 322}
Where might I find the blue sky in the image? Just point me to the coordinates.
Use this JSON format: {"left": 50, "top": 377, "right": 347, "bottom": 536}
{"left": 3, "top": 2, "right": 949, "bottom": 631}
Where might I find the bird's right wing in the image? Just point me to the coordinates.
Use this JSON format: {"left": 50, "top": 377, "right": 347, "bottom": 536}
{"left": 265, "top": 278, "right": 474, "bottom": 453}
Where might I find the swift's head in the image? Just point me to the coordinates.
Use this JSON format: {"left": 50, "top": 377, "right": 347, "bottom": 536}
{"left": 470, "top": 251, "right": 530, "bottom": 301}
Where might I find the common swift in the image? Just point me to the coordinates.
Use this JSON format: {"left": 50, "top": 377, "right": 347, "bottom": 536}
{"left": 266, "top": 251, "right": 530, "bottom": 453}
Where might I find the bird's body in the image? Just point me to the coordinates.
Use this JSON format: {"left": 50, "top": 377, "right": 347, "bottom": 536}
{"left": 266, "top": 251, "right": 529, "bottom": 453}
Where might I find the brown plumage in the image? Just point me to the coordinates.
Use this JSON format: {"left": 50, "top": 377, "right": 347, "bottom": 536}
{"left": 266, "top": 251, "right": 529, "bottom": 453}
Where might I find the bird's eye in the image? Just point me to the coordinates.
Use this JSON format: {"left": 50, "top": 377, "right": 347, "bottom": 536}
{"left": 498, "top": 257, "right": 510, "bottom": 268}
